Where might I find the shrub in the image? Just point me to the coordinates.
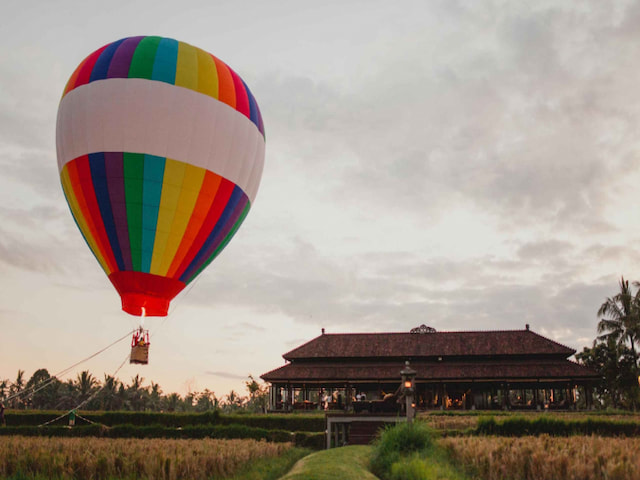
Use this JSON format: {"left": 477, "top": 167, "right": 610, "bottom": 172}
{"left": 476, "top": 416, "right": 640, "bottom": 437}
{"left": 370, "top": 422, "right": 434, "bottom": 479}
{"left": 389, "top": 455, "right": 430, "bottom": 480}
{"left": 4, "top": 411, "right": 325, "bottom": 431}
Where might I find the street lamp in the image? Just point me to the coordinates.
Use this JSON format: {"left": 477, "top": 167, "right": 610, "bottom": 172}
{"left": 401, "top": 361, "right": 417, "bottom": 423}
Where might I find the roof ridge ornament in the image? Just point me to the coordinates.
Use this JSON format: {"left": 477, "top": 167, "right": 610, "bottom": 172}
{"left": 410, "top": 324, "right": 436, "bottom": 334}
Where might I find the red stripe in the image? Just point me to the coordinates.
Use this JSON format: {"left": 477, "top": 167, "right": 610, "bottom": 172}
{"left": 74, "top": 156, "right": 119, "bottom": 273}
{"left": 228, "top": 67, "right": 250, "bottom": 118}
{"left": 66, "top": 159, "right": 109, "bottom": 271}
{"left": 172, "top": 178, "right": 235, "bottom": 279}
{"left": 68, "top": 45, "right": 110, "bottom": 93}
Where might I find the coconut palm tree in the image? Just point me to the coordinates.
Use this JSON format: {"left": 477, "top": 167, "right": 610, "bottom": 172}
{"left": 8, "top": 370, "right": 25, "bottom": 409}
{"left": 75, "top": 371, "right": 99, "bottom": 406}
{"left": 127, "top": 374, "right": 148, "bottom": 411}
{"left": 148, "top": 382, "right": 162, "bottom": 411}
{"left": 99, "top": 375, "right": 122, "bottom": 411}
{"left": 0, "top": 379, "right": 9, "bottom": 401}
{"left": 597, "top": 276, "right": 640, "bottom": 368}
{"left": 165, "top": 392, "right": 181, "bottom": 412}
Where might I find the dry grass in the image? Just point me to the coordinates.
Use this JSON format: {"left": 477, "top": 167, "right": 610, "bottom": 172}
{"left": 441, "top": 435, "right": 640, "bottom": 480}
{"left": 423, "top": 415, "right": 479, "bottom": 432}
{"left": 0, "top": 436, "right": 292, "bottom": 479}
{"left": 421, "top": 411, "right": 640, "bottom": 434}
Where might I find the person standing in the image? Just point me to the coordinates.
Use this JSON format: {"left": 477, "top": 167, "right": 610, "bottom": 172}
{"left": 0, "top": 403, "right": 5, "bottom": 427}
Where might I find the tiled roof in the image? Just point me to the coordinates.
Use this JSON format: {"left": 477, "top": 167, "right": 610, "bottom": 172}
{"left": 283, "top": 329, "right": 575, "bottom": 360}
{"left": 261, "top": 359, "right": 599, "bottom": 382}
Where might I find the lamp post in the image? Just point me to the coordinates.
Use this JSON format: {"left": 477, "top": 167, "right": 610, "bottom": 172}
{"left": 401, "top": 361, "right": 417, "bottom": 424}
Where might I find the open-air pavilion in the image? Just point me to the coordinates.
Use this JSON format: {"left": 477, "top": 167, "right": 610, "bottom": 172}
{"left": 261, "top": 324, "right": 600, "bottom": 412}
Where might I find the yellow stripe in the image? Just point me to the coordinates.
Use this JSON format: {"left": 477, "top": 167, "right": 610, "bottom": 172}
{"left": 150, "top": 160, "right": 184, "bottom": 274}
{"left": 150, "top": 160, "right": 206, "bottom": 275}
{"left": 175, "top": 42, "right": 198, "bottom": 90}
{"left": 60, "top": 167, "right": 111, "bottom": 274}
{"left": 196, "top": 47, "right": 218, "bottom": 98}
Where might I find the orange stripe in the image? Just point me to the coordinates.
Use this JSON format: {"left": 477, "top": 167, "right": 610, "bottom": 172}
{"left": 166, "top": 171, "right": 222, "bottom": 278}
{"left": 62, "top": 61, "right": 84, "bottom": 97}
{"left": 212, "top": 55, "right": 236, "bottom": 108}
{"left": 67, "top": 157, "right": 118, "bottom": 274}
{"left": 61, "top": 167, "right": 110, "bottom": 274}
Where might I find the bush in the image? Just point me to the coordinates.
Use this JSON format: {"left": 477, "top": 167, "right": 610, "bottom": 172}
{"left": 476, "top": 416, "right": 640, "bottom": 436}
{"left": 370, "top": 422, "right": 434, "bottom": 479}
{"left": 293, "top": 431, "right": 325, "bottom": 450}
{"left": 389, "top": 455, "right": 431, "bottom": 480}
{"left": 4, "top": 411, "right": 325, "bottom": 431}
{"left": 0, "top": 422, "right": 326, "bottom": 448}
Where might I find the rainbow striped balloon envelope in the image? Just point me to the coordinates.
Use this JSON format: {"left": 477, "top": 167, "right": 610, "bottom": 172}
{"left": 56, "top": 36, "right": 265, "bottom": 317}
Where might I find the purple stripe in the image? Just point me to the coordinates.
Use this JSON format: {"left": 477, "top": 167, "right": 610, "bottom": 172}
{"left": 107, "top": 36, "right": 144, "bottom": 78}
{"left": 105, "top": 152, "right": 133, "bottom": 270}
{"left": 185, "top": 194, "right": 248, "bottom": 280}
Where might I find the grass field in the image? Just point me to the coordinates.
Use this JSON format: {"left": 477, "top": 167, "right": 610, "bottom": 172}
{"left": 0, "top": 436, "right": 300, "bottom": 480}
{"left": 441, "top": 435, "right": 640, "bottom": 480}
{"left": 279, "top": 445, "right": 377, "bottom": 480}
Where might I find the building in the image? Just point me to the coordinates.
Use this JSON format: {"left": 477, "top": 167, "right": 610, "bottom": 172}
{"left": 260, "top": 324, "right": 600, "bottom": 411}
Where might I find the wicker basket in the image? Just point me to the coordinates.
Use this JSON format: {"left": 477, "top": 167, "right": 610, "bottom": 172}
{"left": 130, "top": 344, "right": 149, "bottom": 364}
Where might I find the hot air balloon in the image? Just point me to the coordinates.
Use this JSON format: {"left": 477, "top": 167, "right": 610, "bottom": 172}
{"left": 55, "top": 36, "right": 265, "bottom": 322}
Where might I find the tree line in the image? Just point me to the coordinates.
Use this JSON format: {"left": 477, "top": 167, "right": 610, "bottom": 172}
{"left": 4, "top": 277, "right": 640, "bottom": 412}
{"left": 577, "top": 276, "right": 640, "bottom": 409}
{"left": 0, "top": 369, "right": 268, "bottom": 414}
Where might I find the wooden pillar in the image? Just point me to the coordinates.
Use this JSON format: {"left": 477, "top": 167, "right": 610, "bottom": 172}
{"left": 443, "top": 383, "right": 448, "bottom": 410}
{"left": 586, "top": 385, "right": 593, "bottom": 410}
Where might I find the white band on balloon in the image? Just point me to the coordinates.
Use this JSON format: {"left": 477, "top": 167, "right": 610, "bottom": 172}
{"left": 56, "top": 78, "right": 265, "bottom": 203}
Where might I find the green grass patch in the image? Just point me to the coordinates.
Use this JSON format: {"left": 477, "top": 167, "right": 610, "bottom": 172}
{"left": 388, "top": 450, "right": 468, "bottom": 480}
{"left": 476, "top": 415, "right": 640, "bottom": 436}
{"left": 225, "top": 447, "right": 312, "bottom": 480}
{"left": 370, "top": 421, "right": 470, "bottom": 480}
{"left": 279, "top": 445, "right": 378, "bottom": 480}
{"left": 4, "top": 411, "right": 325, "bottom": 432}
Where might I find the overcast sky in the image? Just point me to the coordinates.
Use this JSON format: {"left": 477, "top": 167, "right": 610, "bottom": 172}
{"left": 2, "top": 0, "right": 640, "bottom": 398}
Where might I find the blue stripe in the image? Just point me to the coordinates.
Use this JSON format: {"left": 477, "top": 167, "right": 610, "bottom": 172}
{"left": 90, "top": 39, "right": 126, "bottom": 82}
{"left": 141, "top": 155, "right": 165, "bottom": 272}
{"left": 242, "top": 79, "right": 259, "bottom": 128}
{"left": 88, "top": 152, "right": 125, "bottom": 270}
{"left": 152, "top": 37, "right": 178, "bottom": 84}
{"left": 179, "top": 186, "right": 244, "bottom": 283}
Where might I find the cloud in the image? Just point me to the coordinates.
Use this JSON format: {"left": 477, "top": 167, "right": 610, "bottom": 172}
{"left": 205, "top": 371, "right": 247, "bottom": 381}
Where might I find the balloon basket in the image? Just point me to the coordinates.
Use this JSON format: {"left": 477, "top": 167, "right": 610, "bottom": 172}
{"left": 130, "top": 329, "right": 150, "bottom": 365}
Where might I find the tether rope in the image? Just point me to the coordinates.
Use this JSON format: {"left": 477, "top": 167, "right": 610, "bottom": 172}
{"left": 37, "top": 352, "right": 130, "bottom": 428}
{"left": 3, "top": 329, "right": 134, "bottom": 404}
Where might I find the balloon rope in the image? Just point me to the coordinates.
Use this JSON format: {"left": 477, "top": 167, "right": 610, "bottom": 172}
{"left": 3, "top": 329, "right": 135, "bottom": 404}
{"left": 37, "top": 352, "right": 130, "bottom": 427}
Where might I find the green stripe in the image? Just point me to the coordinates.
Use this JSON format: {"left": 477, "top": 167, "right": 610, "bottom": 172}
{"left": 123, "top": 152, "right": 144, "bottom": 271}
{"left": 185, "top": 202, "right": 251, "bottom": 284}
{"left": 128, "top": 36, "right": 162, "bottom": 79}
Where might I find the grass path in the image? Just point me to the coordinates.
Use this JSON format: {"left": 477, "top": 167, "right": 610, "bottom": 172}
{"left": 279, "top": 445, "right": 378, "bottom": 480}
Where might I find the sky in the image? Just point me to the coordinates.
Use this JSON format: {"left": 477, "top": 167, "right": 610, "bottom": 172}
{"left": 2, "top": 0, "right": 640, "bottom": 399}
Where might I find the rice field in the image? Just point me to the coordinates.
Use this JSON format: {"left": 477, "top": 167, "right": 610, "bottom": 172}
{"left": 441, "top": 435, "right": 640, "bottom": 480}
{"left": 0, "top": 436, "right": 292, "bottom": 480}
{"left": 421, "top": 411, "right": 640, "bottom": 434}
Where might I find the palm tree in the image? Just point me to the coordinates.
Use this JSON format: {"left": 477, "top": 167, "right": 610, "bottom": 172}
{"left": 0, "top": 379, "right": 9, "bottom": 401}
{"left": 100, "top": 375, "right": 122, "bottom": 411}
{"left": 165, "top": 392, "right": 181, "bottom": 412}
{"left": 148, "top": 382, "right": 162, "bottom": 411}
{"left": 9, "top": 370, "right": 25, "bottom": 409}
{"left": 75, "top": 371, "right": 99, "bottom": 406}
{"left": 597, "top": 276, "right": 640, "bottom": 368}
{"left": 127, "top": 375, "right": 148, "bottom": 411}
